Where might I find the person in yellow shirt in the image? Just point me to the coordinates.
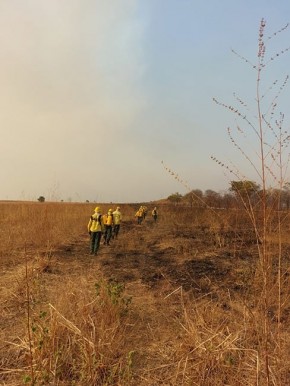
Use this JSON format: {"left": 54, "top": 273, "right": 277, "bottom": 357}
{"left": 87, "top": 207, "right": 104, "bottom": 255}
{"left": 112, "top": 206, "right": 122, "bottom": 239}
{"left": 142, "top": 205, "right": 148, "bottom": 220}
{"left": 152, "top": 207, "right": 158, "bottom": 223}
{"left": 103, "top": 209, "right": 114, "bottom": 245}
{"left": 135, "top": 207, "right": 144, "bottom": 225}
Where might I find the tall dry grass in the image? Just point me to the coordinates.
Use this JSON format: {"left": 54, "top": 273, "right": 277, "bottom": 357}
{"left": 0, "top": 202, "right": 88, "bottom": 259}
{"left": 213, "top": 20, "right": 290, "bottom": 385}
{"left": 161, "top": 19, "right": 290, "bottom": 386}
{"left": 162, "top": 20, "right": 290, "bottom": 385}
{"left": 1, "top": 200, "right": 290, "bottom": 385}
{"left": 1, "top": 201, "right": 134, "bottom": 385}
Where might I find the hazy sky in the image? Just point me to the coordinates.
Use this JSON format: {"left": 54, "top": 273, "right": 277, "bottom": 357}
{"left": 1, "top": 1, "right": 290, "bottom": 202}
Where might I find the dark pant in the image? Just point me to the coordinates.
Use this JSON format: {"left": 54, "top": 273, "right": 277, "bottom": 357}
{"left": 153, "top": 215, "right": 157, "bottom": 222}
{"left": 113, "top": 224, "right": 120, "bottom": 238}
{"left": 90, "top": 231, "right": 102, "bottom": 254}
{"left": 104, "top": 225, "right": 113, "bottom": 244}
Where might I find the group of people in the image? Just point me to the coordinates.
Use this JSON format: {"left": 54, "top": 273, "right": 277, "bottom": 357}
{"left": 135, "top": 205, "right": 158, "bottom": 225}
{"left": 87, "top": 206, "right": 122, "bottom": 255}
{"left": 88, "top": 205, "right": 158, "bottom": 255}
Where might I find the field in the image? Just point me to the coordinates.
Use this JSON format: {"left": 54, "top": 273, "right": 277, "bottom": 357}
{"left": 1, "top": 201, "right": 290, "bottom": 385}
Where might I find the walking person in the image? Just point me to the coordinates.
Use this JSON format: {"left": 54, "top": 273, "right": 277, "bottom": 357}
{"left": 103, "top": 209, "right": 114, "bottom": 245}
{"left": 142, "top": 205, "right": 148, "bottom": 220}
{"left": 88, "top": 207, "right": 104, "bottom": 255}
{"left": 152, "top": 207, "right": 158, "bottom": 223}
{"left": 112, "top": 206, "right": 122, "bottom": 239}
{"left": 135, "top": 206, "right": 143, "bottom": 225}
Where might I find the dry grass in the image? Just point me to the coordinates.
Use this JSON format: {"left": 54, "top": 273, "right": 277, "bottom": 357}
{"left": 1, "top": 201, "right": 290, "bottom": 385}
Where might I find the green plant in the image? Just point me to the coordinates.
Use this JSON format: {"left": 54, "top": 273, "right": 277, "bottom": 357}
{"left": 95, "top": 279, "right": 132, "bottom": 309}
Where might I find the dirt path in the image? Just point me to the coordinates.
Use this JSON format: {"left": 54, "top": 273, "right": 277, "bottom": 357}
{"left": 45, "top": 219, "right": 189, "bottom": 385}
{"left": 96, "top": 221, "right": 184, "bottom": 385}
{"left": 1, "top": 217, "right": 258, "bottom": 385}
{"left": 65, "top": 220, "right": 186, "bottom": 384}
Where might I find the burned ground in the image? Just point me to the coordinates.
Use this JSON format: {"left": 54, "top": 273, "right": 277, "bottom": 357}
{"left": 1, "top": 207, "right": 290, "bottom": 385}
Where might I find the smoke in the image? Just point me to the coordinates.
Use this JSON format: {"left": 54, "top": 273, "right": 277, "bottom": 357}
{"left": 0, "top": 1, "right": 149, "bottom": 201}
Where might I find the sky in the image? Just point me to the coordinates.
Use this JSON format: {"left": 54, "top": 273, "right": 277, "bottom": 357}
{"left": 1, "top": 0, "right": 290, "bottom": 203}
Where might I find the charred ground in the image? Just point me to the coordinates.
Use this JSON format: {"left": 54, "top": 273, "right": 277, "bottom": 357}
{"left": 1, "top": 203, "right": 290, "bottom": 385}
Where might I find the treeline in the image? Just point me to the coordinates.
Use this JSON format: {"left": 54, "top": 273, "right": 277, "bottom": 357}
{"left": 167, "top": 180, "right": 290, "bottom": 209}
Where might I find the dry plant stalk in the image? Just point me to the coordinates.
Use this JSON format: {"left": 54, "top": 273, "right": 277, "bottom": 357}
{"left": 162, "top": 19, "right": 290, "bottom": 386}
{"left": 212, "top": 19, "right": 290, "bottom": 385}
{"left": 1, "top": 200, "right": 289, "bottom": 384}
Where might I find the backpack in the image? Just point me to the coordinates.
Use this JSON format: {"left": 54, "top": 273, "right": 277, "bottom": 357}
{"left": 91, "top": 214, "right": 102, "bottom": 224}
{"left": 107, "top": 214, "right": 113, "bottom": 226}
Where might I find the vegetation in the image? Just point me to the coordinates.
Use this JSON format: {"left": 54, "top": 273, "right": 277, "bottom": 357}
{"left": 0, "top": 200, "right": 289, "bottom": 385}
{"left": 167, "top": 184, "right": 290, "bottom": 210}
{"left": 212, "top": 19, "right": 290, "bottom": 385}
{"left": 167, "top": 192, "right": 183, "bottom": 205}
{"left": 1, "top": 19, "right": 290, "bottom": 386}
{"left": 162, "top": 19, "right": 290, "bottom": 385}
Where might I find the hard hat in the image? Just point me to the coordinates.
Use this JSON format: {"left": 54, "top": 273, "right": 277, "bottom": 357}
{"left": 109, "top": 209, "right": 113, "bottom": 213}
{"left": 94, "top": 207, "right": 100, "bottom": 212}
{"left": 116, "top": 206, "right": 120, "bottom": 210}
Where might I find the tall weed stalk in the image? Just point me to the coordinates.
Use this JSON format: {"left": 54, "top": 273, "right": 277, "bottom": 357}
{"left": 213, "top": 19, "right": 290, "bottom": 385}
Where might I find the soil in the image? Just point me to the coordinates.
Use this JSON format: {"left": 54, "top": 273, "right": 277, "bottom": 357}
{"left": 1, "top": 216, "right": 289, "bottom": 385}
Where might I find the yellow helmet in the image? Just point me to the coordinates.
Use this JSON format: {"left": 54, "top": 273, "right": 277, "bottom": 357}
{"left": 94, "top": 207, "right": 100, "bottom": 212}
{"left": 109, "top": 209, "right": 113, "bottom": 213}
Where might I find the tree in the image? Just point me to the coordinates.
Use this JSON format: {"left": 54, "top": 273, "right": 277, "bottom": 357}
{"left": 37, "top": 196, "right": 45, "bottom": 202}
{"left": 229, "top": 181, "right": 260, "bottom": 209}
{"left": 204, "top": 189, "right": 221, "bottom": 208}
{"left": 222, "top": 192, "right": 235, "bottom": 209}
{"left": 167, "top": 192, "right": 182, "bottom": 205}
{"left": 229, "top": 180, "right": 260, "bottom": 196}
{"left": 183, "top": 189, "right": 203, "bottom": 207}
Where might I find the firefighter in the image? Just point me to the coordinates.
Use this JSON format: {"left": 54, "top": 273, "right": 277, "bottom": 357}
{"left": 135, "top": 206, "right": 144, "bottom": 225}
{"left": 103, "top": 209, "right": 114, "bottom": 245}
{"left": 87, "top": 207, "right": 104, "bottom": 255}
{"left": 112, "top": 206, "right": 122, "bottom": 239}
{"left": 152, "top": 207, "right": 158, "bottom": 223}
{"left": 142, "top": 205, "right": 148, "bottom": 220}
